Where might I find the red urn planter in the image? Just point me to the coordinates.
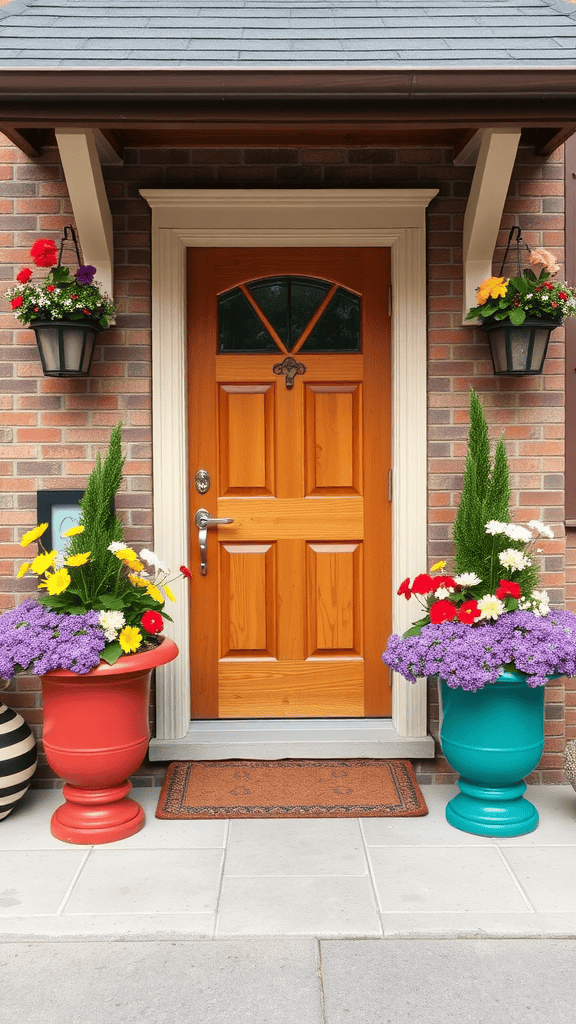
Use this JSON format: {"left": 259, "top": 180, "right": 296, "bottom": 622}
{"left": 40, "top": 637, "right": 178, "bottom": 845}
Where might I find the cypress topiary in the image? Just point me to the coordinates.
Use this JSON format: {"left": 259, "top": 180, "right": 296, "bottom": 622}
{"left": 453, "top": 389, "right": 539, "bottom": 595}
{"left": 66, "top": 422, "right": 127, "bottom": 600}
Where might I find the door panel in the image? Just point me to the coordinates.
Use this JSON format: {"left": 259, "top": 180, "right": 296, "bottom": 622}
{"left": 187, "top": 247, "right": 391, "bottom": 719}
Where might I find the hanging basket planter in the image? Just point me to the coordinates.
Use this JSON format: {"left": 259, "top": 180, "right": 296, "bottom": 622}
{"left": 30, "top": 318, "right": 102, "bottom": 378}
{"left": 466, "top": 225, "right": 576, "bottom": 376}
{"left": 5, "top": 227, "right": 115, "bottom": 379}
{"left": 480, "top": 317, "right": 557, "bottom": 375}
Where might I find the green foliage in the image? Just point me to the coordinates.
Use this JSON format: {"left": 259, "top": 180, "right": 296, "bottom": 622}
{"left": 465, "top": 269, "right": 576, "bottom": 326}
{"left": 39, "top": 423, "right": 135, "bottom": 614}
{"left": 453, "top": 389, "right": 540, "bottom": 596}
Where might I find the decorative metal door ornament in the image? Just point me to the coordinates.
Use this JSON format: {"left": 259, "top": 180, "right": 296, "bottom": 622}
{"left": 194, "top": 469, "right": 210, "bottom": 495}
{"left": 272, "top": 355, "right": 306, "bottom": 389}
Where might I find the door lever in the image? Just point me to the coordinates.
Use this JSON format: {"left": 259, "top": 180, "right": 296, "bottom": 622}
{"left": 194, "top": 507, "right": 234, "bottom": 576}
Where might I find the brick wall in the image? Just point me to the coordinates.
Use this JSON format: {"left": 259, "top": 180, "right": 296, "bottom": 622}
{"left": 0, "top": 136, "right": 572, "bottom": 786}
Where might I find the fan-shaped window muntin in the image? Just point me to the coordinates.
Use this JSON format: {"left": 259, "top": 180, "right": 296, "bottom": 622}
{"left": 218, "top": 276, "right": 361, "bottom": 354}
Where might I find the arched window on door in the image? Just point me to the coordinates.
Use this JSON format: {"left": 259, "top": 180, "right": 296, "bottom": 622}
{"left": 218, "top": 276, "right": 361, "bottom": 354}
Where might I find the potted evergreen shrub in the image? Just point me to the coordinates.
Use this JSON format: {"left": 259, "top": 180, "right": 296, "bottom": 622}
{"left": 0, "top": 425, "right": 190, "bottom": 844}
{"left": 384, "top": 389, "right": 576, "bottom": 837}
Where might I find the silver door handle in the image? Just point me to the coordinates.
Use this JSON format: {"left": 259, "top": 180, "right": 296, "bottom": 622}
{"left": 194, "top": 507, "right": 234, "bottom": 576}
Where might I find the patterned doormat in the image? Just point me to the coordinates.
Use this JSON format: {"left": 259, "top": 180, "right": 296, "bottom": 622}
{"left": 155, "top": 758, "right": 428, "bottom": 819}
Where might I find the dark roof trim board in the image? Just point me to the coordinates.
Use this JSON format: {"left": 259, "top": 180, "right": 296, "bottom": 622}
{"left": 1, "top": 69, "right": 576, "bottom": 122}
{"left": 1, "top": 70, "right": 575, "bottom": 157}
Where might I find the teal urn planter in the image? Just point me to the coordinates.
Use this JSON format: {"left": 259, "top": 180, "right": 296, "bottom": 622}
{"left": 439, "top": 670, "right": 547, "bottom": 837}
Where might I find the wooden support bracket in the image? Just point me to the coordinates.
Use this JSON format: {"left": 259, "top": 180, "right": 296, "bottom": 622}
{"left": 462, "top": 128, "right": 521, "bottom": 324}
{"left": 54, "top": 128, "right": 114, "bottom": 298}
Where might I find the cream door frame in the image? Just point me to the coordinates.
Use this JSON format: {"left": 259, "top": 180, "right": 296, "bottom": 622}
{"left": 141, "top": 188, "right": 437, "bottom": 742}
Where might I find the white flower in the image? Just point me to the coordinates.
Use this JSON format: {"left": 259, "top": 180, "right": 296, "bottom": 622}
{"left": 503, "top": 523, "right": 532, "bottom": 543}
{"left": 139, "top": 549, "right": 169, "bottom": 574}
{"left": 454, "top": 572, "right": 482, "bottom": 587}
{"left": 528, "top": 519, "right": 554, "bottom": 540}
{"left": 533, "top": 589, "right": 550, "bottom": 611}
{"left": 108, "top": 542, "right": 125, "bottom": 552}
{"left": 477, "top": 594, "right": 506, "bottom": 621}
{"left": 498, "top": 548, "right": 531, "bottom": 571}
{"left": 485, "top": 520, "right": 508, "bottom": 536}
{"left": 98, "top": 609, "right": 126, "bottom": 642}
{"left": 435, "top": 586, "right": 454, "bottom": 600}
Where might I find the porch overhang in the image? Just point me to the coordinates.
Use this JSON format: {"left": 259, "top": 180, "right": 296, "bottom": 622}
{"left": 1, "top": 68, "right": 575, "bottom": 157}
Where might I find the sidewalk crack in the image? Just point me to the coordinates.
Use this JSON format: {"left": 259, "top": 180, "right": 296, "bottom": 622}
{"left": 56, "top": 847, "right": 93, "bottom": 916}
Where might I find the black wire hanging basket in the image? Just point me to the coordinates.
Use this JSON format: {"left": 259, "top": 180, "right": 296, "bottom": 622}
{"left": 481, "top": 226, "right": 555, "bottom": 376}
{"left": 30, "top": 226, "right": 102, "bottom": 378}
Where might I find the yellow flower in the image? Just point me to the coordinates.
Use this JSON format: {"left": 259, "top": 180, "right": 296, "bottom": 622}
{"left": 44, "top": 569, "right": 71, "bottom": 595}
{"left": 128, "top": 574, "right": 148, "bottom": 588}
{"left": 20, "top": 523, "right": 48, "bottom": 548}
{"left": 476, "top": 276, "right": 508, "bottom": 305}
{"left": 146, "top": 583, "right": 164, "bottom": 604}
{"left": 164, "top": 584, "right": 175, "bottom": 602}
{"left": 16, "top": 561, "right": 31, "bottom": 579}
{"left": 30, "top": 550, "right": 57, "bottom": 575}
{"left": 66, "top": 552, "right": 91, "bottom": 567}
{"left": 430, "top": 560, "right": 446, "bottom": 573}
{"left": 126, "top": 558, "right": 144, "bottom": 572}
{"left": 118, "top": 626, "right": 142, "bottom": 654}
{"left": 62, "top": 525, "right": 84, "bottom": 538}
{"left": 113, "top": 547, "right": 138, "bottom": 563}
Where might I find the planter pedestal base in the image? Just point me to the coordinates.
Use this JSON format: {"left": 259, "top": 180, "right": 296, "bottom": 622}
{"left": 51, "top": 780, "right": 145, "bottom": 845}
{"left": 446, "top": 778, "right": 539, "bottom": 838}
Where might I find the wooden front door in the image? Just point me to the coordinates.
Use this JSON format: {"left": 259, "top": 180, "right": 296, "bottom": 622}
{"left": 187, "top": 248, "right": 392, "bottom": 719}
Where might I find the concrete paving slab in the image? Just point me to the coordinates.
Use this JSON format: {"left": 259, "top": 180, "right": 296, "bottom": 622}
{"left": 0, "top": 849, "right": 88, "bottom": 916}
{"left": 500, "top": 846, "right": 576, "bottom": 912}
{"left": 320, "top": 938, "right": 576, "bottom": 1024}
{"left": 368, "top": 845, "right": 532, "bottom": 913}
{"left": 225, "top": 817, "right": 367, "bottom": 875}
{"left": 0, "top": 937, "right": 324, "bottom": 1024}
{"left": 217, "top": 874, "right": 381, "bottom": 936}
{"left": 64, "top": 848, "right": 224, "bottom": 916}
{"left": 379, "top": 911, "right": 576, "bottom": 938}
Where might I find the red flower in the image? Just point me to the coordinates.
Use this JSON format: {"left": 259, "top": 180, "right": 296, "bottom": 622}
{"left": 46, "top": 285, "right": 55, "bottom": 292}
{"left": 411, "top": 573, "right": 434, "bottom": 595}
{"left": 33, "top": 307, "right": 39, "bottom": 313}
{"left": 397, "top": 577, "right": 411, "bottom": 600}
{"left": 17, "top": 267, "right": 32, "bottom": 284}
{"left": 83, "top": 308, "right": 90, "bottom": 315}
{"left": 545, "top": 281, "right": 554, "bottom": 291}
{"left": 559, "top": 292, "right": 568, "bottom": 301}
{"left": 495, "top": 579, "right": 521, "bottom": 600}
{"left": 433, "top": 575, "right": 457, "bottom": 591}
{"left": 10, "top": 296, "right": 23, "bottom": 309}
{"left": 71, "top": 294, "right": 78, "bottom": 300}
{"left": 180, "top": 564, "right": 192, "bottom": 579}
{"left": 458, "top": 600, "right": 481, "bottom": 624}
{"left": 141, "top": 610, "right": 164, "bottom": 635}
{"left": 29, "top": 238, "right": 58, "bottom": 268}
{"left": 429, "top": 600, "right": 458, "bottom": 624}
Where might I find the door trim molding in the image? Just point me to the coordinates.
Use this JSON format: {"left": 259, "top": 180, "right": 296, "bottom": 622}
{"left": 141, "top": 188, "right": 438, "bottom": 742}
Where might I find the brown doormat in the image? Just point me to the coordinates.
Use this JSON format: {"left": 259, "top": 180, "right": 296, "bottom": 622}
{"left": 155, "top": 758, "right": 428, "bottom": 819}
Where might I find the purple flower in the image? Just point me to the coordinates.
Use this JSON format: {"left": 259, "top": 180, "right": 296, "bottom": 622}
{"left": 75, "top": 265, "right": 96, "bottom": 285}
{"left": 0, "top": 599, "right": 106, "bottom": 680}
{"left": 383, "top": 609, "right": 576, "bottom": 691}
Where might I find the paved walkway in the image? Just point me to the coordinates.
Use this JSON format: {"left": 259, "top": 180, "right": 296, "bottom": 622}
{"left": 2, "top": 783, "right": 576, "bottom": 939}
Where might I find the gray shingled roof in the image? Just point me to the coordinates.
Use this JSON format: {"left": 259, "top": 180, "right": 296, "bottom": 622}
{"left": 1, "top": 0, "right": 576, "bottom": 68}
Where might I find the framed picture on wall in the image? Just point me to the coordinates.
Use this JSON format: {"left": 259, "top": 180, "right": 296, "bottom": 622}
{"left": 36, "top": 490, "right": 84, "bottom": 554}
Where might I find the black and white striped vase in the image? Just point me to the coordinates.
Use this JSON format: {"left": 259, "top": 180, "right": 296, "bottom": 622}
{"left": 0, "top": 702, "right": 37, "bottom": 820}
